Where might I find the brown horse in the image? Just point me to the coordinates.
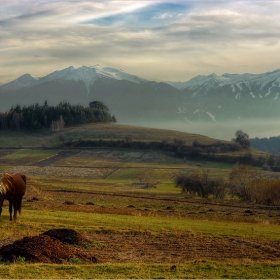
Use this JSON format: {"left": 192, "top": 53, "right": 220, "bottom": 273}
{"left": 0, "top": 173, "right": 27, "bottom": 221}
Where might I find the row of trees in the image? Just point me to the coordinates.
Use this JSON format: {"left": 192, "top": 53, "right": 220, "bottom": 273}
{"left": 0, "top": 101, "right": 116, "bottom": 130}
{"left": 174, "top": 164, "right": 280, "bottom": 205}
{"left": 250, "top": 135, "right": 280, "bottom": 154}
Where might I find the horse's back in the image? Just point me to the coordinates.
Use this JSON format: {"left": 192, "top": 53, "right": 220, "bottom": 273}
{"left": 16, "top": 173, "right": 26, "bottom": 184}
{"left": 12, "top": 173, "right": 27, "bottom": 197}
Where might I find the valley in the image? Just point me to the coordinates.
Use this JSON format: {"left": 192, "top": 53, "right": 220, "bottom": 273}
{"left": 0, "top": 123, "right": 279, "bottom": 278}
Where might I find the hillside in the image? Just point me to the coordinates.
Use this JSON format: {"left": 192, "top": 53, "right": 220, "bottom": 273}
{"left": 0, "top": 123, "right": 224, "bottom": 148}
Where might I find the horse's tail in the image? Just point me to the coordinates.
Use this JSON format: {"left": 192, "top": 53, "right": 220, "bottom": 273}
{"left": 17, "top": 198, "right": 23, "bottom": 215}
{"left": 20, "top": 174, "right": 27, "bottom": 185}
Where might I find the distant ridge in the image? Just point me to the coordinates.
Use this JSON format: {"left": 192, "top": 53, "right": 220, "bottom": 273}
{"left": 1, "top": 65, "right": 280, "bottom": 123}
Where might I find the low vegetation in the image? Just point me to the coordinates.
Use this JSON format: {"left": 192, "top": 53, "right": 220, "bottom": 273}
{"left": 175, "top": 163, "right": 280, "bottom": 205}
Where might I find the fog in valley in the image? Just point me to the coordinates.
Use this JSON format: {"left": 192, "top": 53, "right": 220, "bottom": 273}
{"left": 122, "top": 119, "right": 280, "bottom": 141}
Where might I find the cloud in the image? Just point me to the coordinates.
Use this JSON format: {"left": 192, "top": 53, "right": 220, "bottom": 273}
{"left": 82, "top": 2, "right": 190, "bottom": 28}
{"left": 1, "top": 1, "right": 280, "bottom": 84}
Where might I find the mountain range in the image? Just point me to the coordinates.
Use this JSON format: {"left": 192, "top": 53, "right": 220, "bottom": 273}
{"left": 1, "top": 65, "right": 280, "bottom": 124}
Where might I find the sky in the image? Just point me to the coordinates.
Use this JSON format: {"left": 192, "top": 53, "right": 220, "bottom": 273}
{"left": 1, "top": 0, "right": 280, "bottom": 85}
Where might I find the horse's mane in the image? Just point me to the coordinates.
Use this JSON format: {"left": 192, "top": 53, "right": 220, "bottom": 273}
{"left": 4, "top": 173, "right": 14, "bottom": 186}
{"left": 0, "top": 173, "right": 14, "bottom": 195}
{"left": 0, "top": 181, "right": 8, "bottom": 195}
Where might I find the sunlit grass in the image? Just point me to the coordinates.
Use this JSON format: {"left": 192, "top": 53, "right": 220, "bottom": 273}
{"left": 1, "top": 208, "right": 279, "bottom": 240}
{"left": 0, "top": 261, "right": 279, "bottom": 279}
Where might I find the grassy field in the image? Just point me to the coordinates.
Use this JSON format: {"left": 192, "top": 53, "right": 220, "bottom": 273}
{"left": 0, "top": 125, "right": 279, "bottom": 278}
{"left": 1, "top": 261, "right": 280, "bottom": 279}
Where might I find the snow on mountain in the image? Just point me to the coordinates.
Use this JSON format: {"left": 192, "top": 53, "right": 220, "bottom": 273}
{"left": 167, "top": 69, "right": 280, "bottom": 92}
{"left": 0, "top": 74, "right": 35, "bottom": 92}
{"left": 37, "top": 65, "right": 147, "bottom": 85}
{"left": 37, "top": 66, "right": 76, "bottom": 83}
{"left": 91, "top": 65, "right": 147, "bottom": 84}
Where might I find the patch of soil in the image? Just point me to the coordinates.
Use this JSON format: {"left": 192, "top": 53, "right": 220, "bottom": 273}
{"left": 87, "top": 231, "right": 280, "bottom": 263}
{"left": 0, "top": 229, "right": 97, "bottom": 263}
{"left": 43, "top": 228, "right": 91, "bottom": 245}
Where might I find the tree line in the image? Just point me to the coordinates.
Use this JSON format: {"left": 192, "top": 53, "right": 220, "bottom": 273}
{"left": 250, "top": 136, "right": 280, "bottom": 155}
{"left": 0, "top": 101, "right": 116, "bottom": 130}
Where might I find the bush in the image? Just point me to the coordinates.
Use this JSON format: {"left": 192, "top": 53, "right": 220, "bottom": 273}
{"left": 174, "top": 170, "right": 226, "bottom": 199}
{"left": 249, "top": 178, "right": 280, "bottom": 205}
{"left": 229, "top": 163, "right": 258, "bottom": 201}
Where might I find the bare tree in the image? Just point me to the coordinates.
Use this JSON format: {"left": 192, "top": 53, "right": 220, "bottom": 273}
{"left": 229, "top": 163, "right": 258, "bottom": 200}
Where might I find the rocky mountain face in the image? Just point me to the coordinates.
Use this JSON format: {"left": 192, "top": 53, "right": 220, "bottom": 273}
{"left": 1, "top": 65, "right": 280, "bottom": 123}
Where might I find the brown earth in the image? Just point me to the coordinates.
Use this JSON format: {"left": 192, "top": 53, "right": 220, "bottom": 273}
{"left": 88, "top": 231, "right": 280, "bottom": 263}
{"left": 0, "top": 229, "right": 97, "bottom": 263}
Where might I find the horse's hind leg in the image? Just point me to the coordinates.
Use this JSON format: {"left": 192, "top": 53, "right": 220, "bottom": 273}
{"left": 13, "top": 200, "right": 18, "bottom": 221}
{"left": 17, "top": 198, "right": 23, "bottom": 215}
{"left": 9, "top": 200, "right": 13, "bottom": 221}
{"left": 0, "top": 197, "right": 3, "bottom": 217}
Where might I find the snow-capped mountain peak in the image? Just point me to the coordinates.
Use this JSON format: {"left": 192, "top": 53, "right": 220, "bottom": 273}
{"left": 0, "top": 73, "right": 36, "bottom": 92}
{"left": 0, "top": 65, "right": 148, "bottom": 94}
{"left": 50, "top": 65, "right": 147, "bottom": 85}
{"left": 167, "top": 68, "right": 280, "bottom": 95}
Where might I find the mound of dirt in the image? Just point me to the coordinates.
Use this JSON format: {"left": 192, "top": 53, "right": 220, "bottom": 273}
{"left": 42, "top": 228, "right": 91, "bottom": 245}
{"left": 0, "top": 229, "right": 97, "bottom": 263}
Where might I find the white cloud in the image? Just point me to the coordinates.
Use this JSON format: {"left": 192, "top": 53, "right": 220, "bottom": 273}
{"left": 1, "top": 1, "right": 280, "bottom": 84}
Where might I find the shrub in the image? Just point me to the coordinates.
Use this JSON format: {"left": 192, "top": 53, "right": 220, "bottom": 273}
{"left": 250, "top": 178, "right": 280, "bottom": 205}
{"left": 174, "top": 170, "right": 226, "bottom": 199}
{"left": 229, "top": 163, "right": 258, "bottom": 201}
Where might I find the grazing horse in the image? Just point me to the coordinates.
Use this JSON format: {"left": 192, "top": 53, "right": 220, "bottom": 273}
{"left": 0, "top": 173, "right": 27, "bottom": 221}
